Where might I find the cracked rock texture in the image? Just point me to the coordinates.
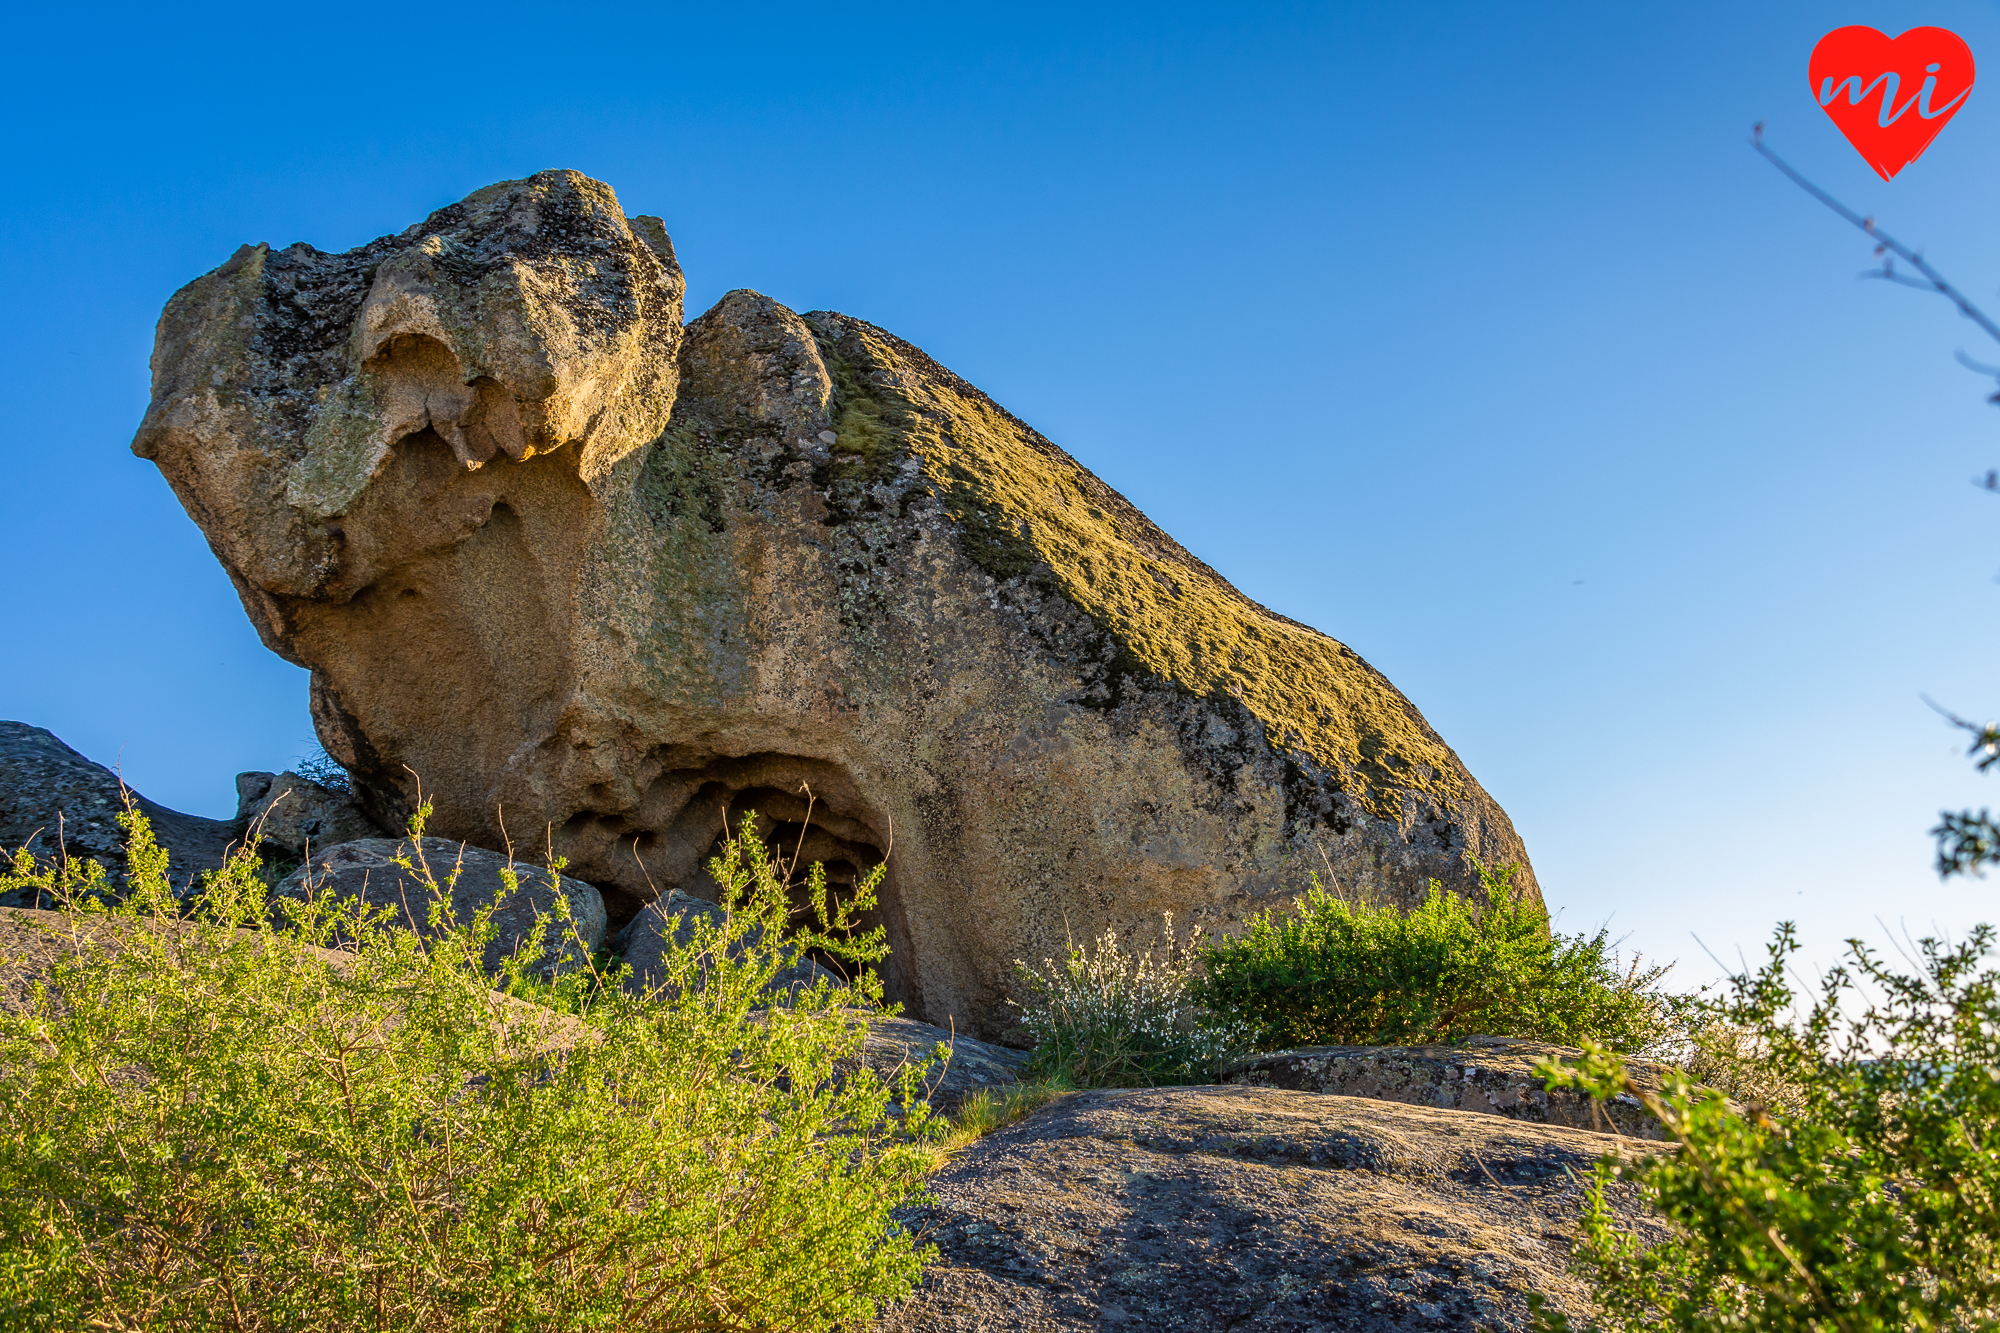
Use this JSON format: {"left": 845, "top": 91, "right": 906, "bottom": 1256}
{"left": 878, "top": 1085, "right": 1659, "bottom": 1332}
{"left": 134, "top": 169, "right": 1539, "bottom": 1038}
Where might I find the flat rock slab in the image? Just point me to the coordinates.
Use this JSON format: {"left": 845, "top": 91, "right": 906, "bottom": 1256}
{"left": 879, "top": 1084, "right": 1660, "bottom": 1332}
{"left": 1223, "top": 1036, "right": 1672, "bottom": 1140}
{"left": 860, "top": 1015, "right": 1030, "bottom": 1112}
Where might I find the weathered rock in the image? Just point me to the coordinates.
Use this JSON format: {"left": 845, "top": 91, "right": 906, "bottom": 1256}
{"left": 1224, "top": 1036, "right": 1675, "bottom": 1141}
{"left": 134, "top": 169, "right": 1539, "bottom": 1038}
{"left": 614, "top": 888, "right": 837, "bottom": 998}
{"left": 857, "top": 1014, "right": 1032, "bottom": 1112}
{"left": 0, "top": 906, "right": 1015, "bottom": 1115}
{"left": 276, "top": 837, "right": 607, "bottom": 978}
{"left": 879, "top": 1085, "right": 1661, "bottom": 1332}
{"left": 234, "top": 770, "right": 384, "bottom": 859}
{"left": 0, "top": 721, "right": 239, "bottom": 901}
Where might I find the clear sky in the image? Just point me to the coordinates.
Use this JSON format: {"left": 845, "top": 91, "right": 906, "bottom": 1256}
{"left": 7, "top": 1, "right": 2000, "bottom": 989}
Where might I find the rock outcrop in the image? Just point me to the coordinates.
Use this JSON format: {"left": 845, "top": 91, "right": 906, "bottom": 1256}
{"left": 856, "top": 1014, "right": 1032, "bottom": 1114}
{"left": 234, "top": 770, "right": 384, "bottom": 859}
{"left": 0, "top": 905, "right": 589, "bottom": 1057}
{"left": 0, "top": 902, "right": 1025, "bottom": 1118}
{"left": 1224, "top": 1036, "right": 1676, "bottom": 1140}
{"left": 134, "top": 169, "right": 1540, "bottom": 1038}
{"left": 0, "top": 721, "right": 239, "bottom": 899}
{"left": 614, "top": 888, "right": 835, "bottom": 998}
{"left": 880, "top": 1085, "right": 1659, "bottom": 1332}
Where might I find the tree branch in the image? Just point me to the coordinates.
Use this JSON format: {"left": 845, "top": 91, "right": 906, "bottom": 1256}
{"left": 1752, "top": 127, "right": 2000, "bottom": 353}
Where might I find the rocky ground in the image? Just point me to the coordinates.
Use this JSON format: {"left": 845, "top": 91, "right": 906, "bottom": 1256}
{"left": 1, "top": 721, "right": 1657, "bottom": 1329}
{"left": 880, "top": 1085, "right": 1656, "bottom": 1332}
{"left": 3, "top": 890, "right": 1654, "bottom": 1330}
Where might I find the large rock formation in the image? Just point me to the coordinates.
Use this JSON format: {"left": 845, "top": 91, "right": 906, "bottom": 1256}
{"left": 133, "top": 170, "right": 1539, "bottom": 1038}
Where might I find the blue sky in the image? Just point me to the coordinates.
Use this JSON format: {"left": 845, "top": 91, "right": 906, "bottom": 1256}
{"left": 7, "top": 1, "right": 2000, "bottom": 987}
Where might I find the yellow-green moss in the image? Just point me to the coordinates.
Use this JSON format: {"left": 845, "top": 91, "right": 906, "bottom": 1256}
{"left": 824, "top": 347, "right": 897, "bottom": 466}
{"left": 819, "top": 321, "right": 1464, "bottom": 821}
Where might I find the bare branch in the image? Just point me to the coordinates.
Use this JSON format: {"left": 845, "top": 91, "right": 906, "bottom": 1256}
{"left": 1862, "top": 267, "right": 1952, "bottom": 293}
{"left": 1752, "top": 128, "right": 2000, "bottom": 350}
{"left": 1922, "top": 693, "right": 2000, "bottom": 771}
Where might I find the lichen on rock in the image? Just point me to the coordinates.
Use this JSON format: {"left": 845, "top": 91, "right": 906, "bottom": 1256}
{"left": 804, "top": 313, "right": 1468, "bottom": 823}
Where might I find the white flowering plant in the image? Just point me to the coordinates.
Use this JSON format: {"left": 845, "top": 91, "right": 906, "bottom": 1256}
{"left": 1011, "top": 914, "right": 1254, "bottom": 1087}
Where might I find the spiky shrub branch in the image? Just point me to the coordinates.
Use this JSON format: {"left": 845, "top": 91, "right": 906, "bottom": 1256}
{"left": 1753, "top": 133, "right": 2000, "bottom": 882}
{"left": 0, "top": 799, "right": 938, "bottom": 1332}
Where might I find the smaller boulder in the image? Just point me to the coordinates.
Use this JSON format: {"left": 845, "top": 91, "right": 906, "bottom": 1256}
{"left": 234, "top": 771, "right": 382, "bottom": 861}
{"left": 277, "top": 838, "right": 607, "bottom": 979}
{"left": 855, "top": 1015, "right": 1031, "bottom": 1112}
{"left": 614, "top": 891, "right": 837, "bottom": 1000}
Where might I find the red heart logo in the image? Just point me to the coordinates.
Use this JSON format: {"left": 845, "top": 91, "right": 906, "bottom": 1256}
{"left": 1810, "top": 26, "right": 1975, "bottom": 179}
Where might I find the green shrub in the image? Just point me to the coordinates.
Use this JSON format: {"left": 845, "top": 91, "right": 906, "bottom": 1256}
{"left": 1193, "top": 862, "right": 1669, "bottom": 1050}
{"left": 1011, "top": 915, "right": 1254, "bottom": 1087}
{"left": 1536, "top": 922, "right": 2000, "bottom": 1333}
{"left": 1635, "top": 997, "right": 1810, "bottom": 1118}
{"left": 0, "top": 802, "right": 938, "bottom": 1332}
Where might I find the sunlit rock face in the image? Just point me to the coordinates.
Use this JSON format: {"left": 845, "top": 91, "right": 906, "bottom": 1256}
{"left": 134, "top": 170, "right": 1539, "bottom": 1039}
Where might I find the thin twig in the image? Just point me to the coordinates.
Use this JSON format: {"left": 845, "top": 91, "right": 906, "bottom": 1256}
{"left": 1471, "top": 1149, "right": 1524, "bottom": 1191}
{"left": 1313, "top": 840, "right": 1353, "bottom": 904}
{"left": 1752, "top": 127, "right": 2000, "bottom": 351}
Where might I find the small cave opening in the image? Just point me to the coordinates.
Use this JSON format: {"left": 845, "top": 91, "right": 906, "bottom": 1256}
{"left": 560, "top": 752, "right": 920, "bottom": 1015}
{"left": 701, "top": 784, "right": 890, "bottom": 990}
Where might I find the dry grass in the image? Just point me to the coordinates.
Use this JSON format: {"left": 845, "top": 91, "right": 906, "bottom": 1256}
{"left": 930, "top": 1076, "right": 1075, "bottom": 1160}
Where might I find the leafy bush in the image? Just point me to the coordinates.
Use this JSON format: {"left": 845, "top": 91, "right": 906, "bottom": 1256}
{"left": 0, "top": 802, "right": 938, "bottom": 1332}
{"left": 1633, "top": 997, "right": 1809, "bottom": 1118}
{"left": 1194, "top": 862, "right": 1669, "bottom": 1050}
{"left": 1011, "top": 915, "right": 1253, "bottom": 1087}
{"left": 1536, "top": 922, "right": 2000, "bottom": 1333}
